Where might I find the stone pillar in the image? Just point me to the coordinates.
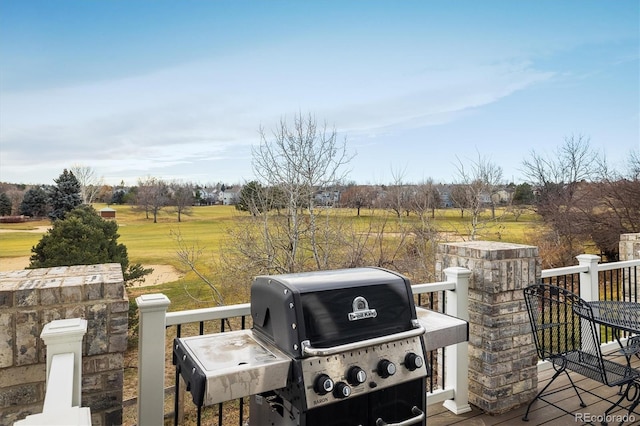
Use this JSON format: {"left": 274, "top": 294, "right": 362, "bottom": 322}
{"left": 619, "top": 233, "right": 640, "bottom": 261}
{"left": 436, "top": 241, "right": 540, "bottom": 415}
{"left": 619, "top": 233, "right": 640, "bottom": 300}
{"left": 0, "top": 263, "right": 128, "bottom": 426}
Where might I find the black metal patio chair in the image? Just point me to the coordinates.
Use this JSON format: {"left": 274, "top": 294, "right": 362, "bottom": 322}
{"left": 522, "top": 284, "right": 640, "bottom": 425}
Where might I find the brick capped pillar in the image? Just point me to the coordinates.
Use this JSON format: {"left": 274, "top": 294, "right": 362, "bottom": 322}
{"left": 436, "top": 241, "right": 540, "bottom": 414}
{"left": 619, "top": 233, "right": 640, "bottom": 261}
{"left": 619, "top": 233, "right": 640, "bottom": 300}
{"left": 0, "top": 263, "right": 128, "bottom": 426}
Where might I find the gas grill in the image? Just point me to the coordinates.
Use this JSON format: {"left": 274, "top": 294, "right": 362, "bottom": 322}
{"left": 249, "top": 267, "right": 428, "bottom": 426}
{"left": 173, "top": 267, "right": 465, "bottom": 426}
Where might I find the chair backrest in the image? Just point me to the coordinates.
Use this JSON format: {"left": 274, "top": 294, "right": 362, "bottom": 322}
{"left": 523, "top": 284, "right": 602, "bottom": 362}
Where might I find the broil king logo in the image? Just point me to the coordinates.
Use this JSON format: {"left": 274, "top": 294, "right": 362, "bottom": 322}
{"left": 348, "top": 296, "right": 377, "bottom": 321}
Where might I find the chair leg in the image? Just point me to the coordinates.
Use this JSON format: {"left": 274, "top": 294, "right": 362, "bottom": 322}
{"left": 599, "top": 382, "right": 640, "bottom": 426}
{"left": 614, "top": 382, "right": 640, "bottom": 426}
{"left": 522, "top": 368, "right": 586, "bottom": 422}
{"left": 563, "top": 369, "right": 587, "bottom": 408}
{"left": 523, "top": 369, "right": 561, "bottom": 421}
{"left": 603, "top": 389, "right": 628, "bottom": 425}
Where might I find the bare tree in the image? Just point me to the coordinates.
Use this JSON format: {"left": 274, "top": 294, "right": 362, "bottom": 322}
{"left": 136, "top": 177, "right": 169, "bottom": 223}
{"left": 453, "top": 152, "right": 503, "bottom": 240}
{"left": 522, "top": 134, "right": 597, "bottom": 188}
{"left": 411, "top": 179, "right": 441, "bottom": 220}
{"left": 171, "top": 229, "right": 226, "bottom": 305}
{"left": 521, "top": 135, "right": 600, "bottom": 264}
{"left": 383, "top": 166, "right": 412, "bottom": 218}
{"left": 340, "top": 184, "right": 375, "bottom": 216}
{"left": 169, "top": 181, "right": 194, "bottom": 222}
{"left": 5, "top": 188, "right": 24, "bottom": 215}
{"left": 449, "top": 184, "right": 469, "bottom": 218}
{"left": 576, "top": 150, "right": 640, "bottom": 260}
{"left": 628, "top": 149, "right": 640, "bottom": 180}
{"left": 251, "top": 112, "right": 353, "bottom": 272}
{"left": 71, "top": 164, "right": 103, "bottom": 204}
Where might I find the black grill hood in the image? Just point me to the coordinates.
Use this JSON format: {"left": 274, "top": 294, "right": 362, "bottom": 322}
{"left": 250, "top": 267, "right": 417, "bottom": 359}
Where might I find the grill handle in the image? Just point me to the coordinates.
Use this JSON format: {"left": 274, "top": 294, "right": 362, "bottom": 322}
{"left": 375, "top": 406, "right": 424, "bottom": 426}
{"left": 300, "top": 323, "right": 425, "bottom": 357}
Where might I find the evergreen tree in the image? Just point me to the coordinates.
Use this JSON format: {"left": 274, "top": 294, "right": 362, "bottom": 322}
{"left": 29, "top": 205, "right": 152, "bottom": 285}
{"left": 48, "top": 169, "right": 82, "bottom": 221}
{"left": 20, "top": 187, "right": 49, "bottom": 217}
{"left": 111, "top": 189, "right": 126, "bottom": 205}
{"left": 236, "top": 181, "right": 266, "bottom": 215}
{"left": 0, "top": 193, "right": 12, "bottom": 216}
{"left": 512, "top": 183, "right": 535, "bottom": 205}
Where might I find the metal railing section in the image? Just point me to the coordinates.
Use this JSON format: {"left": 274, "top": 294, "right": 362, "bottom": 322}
{"left": 539, "top": 255, "right": 640, "bottom": 349}
{"left": 137, "top": 257, "right": 640, "bottom": 425}
{"left": 137, "top": 267, "right": 472, "bottom": 426}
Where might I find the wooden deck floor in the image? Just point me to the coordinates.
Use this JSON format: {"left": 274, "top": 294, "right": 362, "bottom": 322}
{"left": 427, "top": 353, "right": 640, "bottom": 426}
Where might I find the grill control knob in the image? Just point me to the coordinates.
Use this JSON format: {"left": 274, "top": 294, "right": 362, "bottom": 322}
{"left": 347, "top": 366, "right": 367, "bottom": 385}
{"left": 333, "top": 382, "right": 351, "bottom": 398}
{"left": 404, "top": 352, "right": 424, "bottom": 371}
{"left": 314, "top": 374, "right": 334, "bottom": 395}
{"left": 377, "top": 359, "right": 396, "bottom": 378}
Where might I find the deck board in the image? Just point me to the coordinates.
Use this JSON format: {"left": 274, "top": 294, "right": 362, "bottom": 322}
{"left": 427, "top": 353, "right": 640, "bottom": 425}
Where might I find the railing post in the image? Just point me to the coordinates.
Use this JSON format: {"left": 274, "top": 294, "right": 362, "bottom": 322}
{"left": 40, "top": 318, "right": 88, "bottom": 407}
{"left": 442, "top": 267, "right": 471, "bottom": 414}
{"left": 437, "top": 241, "right": 540, "bottom": 415}
{"left": 577, "top": 254, "right": 600, "bottom": 302}
{"left": 136, "top": 293, "right": 171, "bottom": 426}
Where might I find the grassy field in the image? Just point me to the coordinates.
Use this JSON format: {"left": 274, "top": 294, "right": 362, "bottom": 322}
{"left": 0, "top": 205, "right": 236, "bottom": 263}
{"left": 0, "top": 203, "right": 545, "bottom": 424}
{"left": 0, "top": 204, "right": 542, "bottom": 256}
{"left": 0, "top": 203, "right": 544, "bottom": 309}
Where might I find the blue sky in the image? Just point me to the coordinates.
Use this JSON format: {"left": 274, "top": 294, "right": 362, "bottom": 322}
{"left": 1, "top": 0, "right": 638, "bottom": 186}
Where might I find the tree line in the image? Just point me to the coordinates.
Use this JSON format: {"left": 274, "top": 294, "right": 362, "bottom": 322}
{"left": 0, "top": 168, "right": 153, "bottom": 285}
{"left": 0, "top": 170, "right": 237, "bottom": 224}
{"left": 1, "top": 113, "right": 638, "bottom": 288}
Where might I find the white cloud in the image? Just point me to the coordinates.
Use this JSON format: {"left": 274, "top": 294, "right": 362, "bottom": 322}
{"left": 0, "top": 42, "right": 556, "bottom": 184}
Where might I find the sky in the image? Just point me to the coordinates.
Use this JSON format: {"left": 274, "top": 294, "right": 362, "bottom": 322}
{"left": 0, "top": 0, "right": 638, "bottom": 187}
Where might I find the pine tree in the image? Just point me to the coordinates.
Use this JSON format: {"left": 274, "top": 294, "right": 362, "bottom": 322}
{"left": 20, "top": 187, "right": 49, "bottom": 217}
{"left": 0, "top": 193, "right": 12, "bottom": 216}
{"left": 29, "top": 205, "right": 152, "bottom": 285}
{"left": 48, "top": 169, "right": 82, "bottom": 221}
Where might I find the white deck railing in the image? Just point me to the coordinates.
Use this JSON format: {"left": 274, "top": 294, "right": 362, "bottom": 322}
{"left": 540, "top": 255, "right": 640, "bottom": 360}
{"left": 15, "top": 318, "right": 92, "bottom": 426}
{"left": 10, "top": 252, "right": 638, "bottom": 425}
{"left": 135, "top": 257, "right": 639, "bottom": 425}
{"left": 136, "top": 266, "right": 472, "bottom": 425}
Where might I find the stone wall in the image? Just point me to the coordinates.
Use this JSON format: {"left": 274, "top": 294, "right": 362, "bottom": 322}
{"left": 436, "top": 241, "right": 540, "bottom": 415}
{"left": 0, "top": 263, "right": 128, "bottom": 426}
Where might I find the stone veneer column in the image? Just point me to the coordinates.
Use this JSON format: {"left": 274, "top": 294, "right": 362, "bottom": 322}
{"left": 619, "top": 233, "right": 640, "bottom": 300}
{"left": 0, "top": 263, "right": 128, "bottom": 426}
{"left": 619, "top": 233, "right": 640, "bottom": 261}
{"left": 436, "top": 241, "right": 540, "bottom": 414}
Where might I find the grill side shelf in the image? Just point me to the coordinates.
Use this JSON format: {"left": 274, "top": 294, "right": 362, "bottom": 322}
{"left": 414, "top": 307, "right": 468, "bottom": 351}
{"left": 173, "top": 331, "right": 292, "bottom": 406}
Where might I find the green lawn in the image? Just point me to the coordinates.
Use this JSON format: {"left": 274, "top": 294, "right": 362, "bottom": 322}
{"left": 0, "top": 204, "right": 240, "bottom": 264}
{"left": 0, "top": 203, "right": 544, "bottom": 309}
{"left": 0, "top": 229, "right": 45, "bottom": 257}
{"left": 0, "top": 203, "right": 543, "bottom": 268}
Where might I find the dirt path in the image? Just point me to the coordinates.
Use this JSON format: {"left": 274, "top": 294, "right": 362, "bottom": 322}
{"left": 0, "top": 226, "right": 50, "bottom": 233}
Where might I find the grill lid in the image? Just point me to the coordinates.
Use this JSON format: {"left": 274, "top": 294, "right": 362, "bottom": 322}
{"left": 251, "top": 267, "right": 417, "bottom": 358}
